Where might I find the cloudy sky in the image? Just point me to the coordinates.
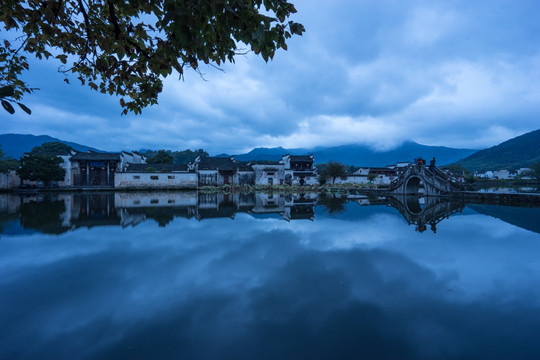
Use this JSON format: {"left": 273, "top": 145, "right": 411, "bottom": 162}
{"left": 3, "top": 0, "right": 540, "bottom": 154}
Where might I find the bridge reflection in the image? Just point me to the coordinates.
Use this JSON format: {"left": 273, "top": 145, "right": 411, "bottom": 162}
{"left": 387, "top": 195, "right": 465, "bottom": 233}
{"left": 1, "top": 192, "right": 469, "bottom": 235}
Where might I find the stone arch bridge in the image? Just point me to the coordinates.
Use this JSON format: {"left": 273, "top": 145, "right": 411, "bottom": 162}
{"left": 387, "top": 164, "right": 464, "bottom": 196}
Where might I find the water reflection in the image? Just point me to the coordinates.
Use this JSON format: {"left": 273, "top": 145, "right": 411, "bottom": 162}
{"left": 2, "top": 192, "right": 540, "bottom": 359}
{"left": 2, "top": 192, "right": 539, "bottom": 235}
{"left": 387, "top": 195, "right": 465, "bottom": 233}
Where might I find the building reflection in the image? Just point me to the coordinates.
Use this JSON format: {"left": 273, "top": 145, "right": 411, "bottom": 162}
{"left": 0, "top": 192, "right": 474, "bottom": 235}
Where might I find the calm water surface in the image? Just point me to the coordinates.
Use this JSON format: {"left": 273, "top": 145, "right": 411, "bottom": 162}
{"left": 1, "top": 192, "right": 540, "bottom": 360}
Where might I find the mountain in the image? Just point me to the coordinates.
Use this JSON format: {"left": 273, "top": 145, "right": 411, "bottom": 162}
{"left": 0, "top": 134, "right": 103, "bottom": 158}
{"left": 453, "top": 129, "right": 540, "bottom": 172}
{"left": 228, "top": 142, "right": 476, "bottom": 166}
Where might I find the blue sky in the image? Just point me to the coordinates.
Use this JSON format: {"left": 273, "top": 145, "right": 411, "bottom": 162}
{"left": 3, "top": 0, "right": 540, "bottom": 154}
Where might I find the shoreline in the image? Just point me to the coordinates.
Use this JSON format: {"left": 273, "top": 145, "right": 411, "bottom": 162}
{"left": 3, "top": 184, "right": 540, "bottom": 206}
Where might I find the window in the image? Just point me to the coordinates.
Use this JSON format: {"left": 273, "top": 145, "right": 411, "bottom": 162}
{"left": 150, "top": 199, "right": 159, "bottom": 204}
{"left": 168, "top": 175, "right": 175, "bottom": 179}
{"left": 133, "top": 200, "right": 140, "bottom": 205}
{"left": 168, "top": 199, "right": 175, "bottom": 204}
{"left": 133, "top": 175, "right": 140, "bottom": 179}
{"left": 267, "top": 172, "right": 274, "bottom": 176}
{"left": 150, "top": 175, "right": 159, "bottom": 180}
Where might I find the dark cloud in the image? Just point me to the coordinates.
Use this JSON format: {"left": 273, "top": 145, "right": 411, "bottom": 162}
{"left": 3, "top": 0, "right": 540, "bottom": 153}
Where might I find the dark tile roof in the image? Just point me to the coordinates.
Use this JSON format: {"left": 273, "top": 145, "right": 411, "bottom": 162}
{"left": 290, "top": 155, "right": 313, "bottom": 162}
{"left": 125, "top": 163, "right": 189, "bottom": 172}
{"left": 251, "top": 160, "right": 283, "bottom": 165}
{"left": 369, "top": 167, "right": 397, "bottom": 174}
{"left": 70, "top": 152, "right": 121, "bottom": 161}
{"left": 237, "top": 163, "right": 254, "bottom": 171}
{"left": 198, "top": 157, "right": 237, "bottom": 171}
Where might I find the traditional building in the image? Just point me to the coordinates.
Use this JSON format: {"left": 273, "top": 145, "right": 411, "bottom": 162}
{"left": 251, "top": 161, "right": 285, "bottom": 185}
{"left": 114, "top": 163, "right": 197, "bottom": 189}
{"left": 368, "top": 167, "right": 398, "bottom": 185}
{"left": 193, "top": 156, "right": 255, "bottom": 185}
{"left": 282, "top": 154, "right": 317, "bottom": 185}
{"left": 70, "top": 151, "right": 145, "bottom": 187}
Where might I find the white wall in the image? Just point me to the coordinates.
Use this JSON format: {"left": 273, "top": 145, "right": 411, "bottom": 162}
{"left": 114, "top": 191, "right": 198, "bottom": 207}
{"left": 333, "top": 175, "right": 369, "bottom": 184}
{"left": 115, "top": 172, "right": 197, "bottom": 188}
{"left": 0, "top": 171, "right": 20, "bottom": 189}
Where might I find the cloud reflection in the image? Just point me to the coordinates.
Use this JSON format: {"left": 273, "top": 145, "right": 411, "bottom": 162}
{"left": 1, "top": 197, "right": 540, "bottom": 359}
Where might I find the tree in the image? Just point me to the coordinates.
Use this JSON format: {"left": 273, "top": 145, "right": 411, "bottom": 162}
{"left": 147, "top": 149, "right": 173, "bottom": 164}
{"left": 530, "top": 162, "right": 540, "bottom": 179}
{"left": 367, "top": 172, "right": 377, "bottom": 183}
{"left": 30, "top": 141, "right": 74, "bottom": 155}
{"left": 144, "top": 148, "right": 208, "bottom": 164}
{"left": 1, "top": 1, "right": 305, "bottom": 115}
{"left": 17, "top": 153, "right": 66, "bottom": 187}
{"left": 0, "top": 145, "right": 18, "bottom": 173}
{"left": 319, "top": 161, "right": 347, "bottom": 184}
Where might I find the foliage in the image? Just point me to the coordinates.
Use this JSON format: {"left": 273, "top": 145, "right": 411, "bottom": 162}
{"left": 144, "top": 148, "right": 208, "bottom": 164}
{"left": 0, "top": 82, "right": 33, "bottom": 115}
{"left": 145, "top": 166, "right": 156, "bottom": 172}
{"left": 346, "top": 165, "right": 360, "bottom": 174}
{"left": 19, "top": 198, "right": 69, "bottom": 234}
{"left": 442, "top": 163, "right": 471, "bottom": 176}
{"left": 530, "top": 162, "right": 540, "bottom": 179}
{"left": 0, "top": 157, "right": 18, "bottom": 173}
{"left": 30, "top": 141, "right": 74, "bottom": 155}
{"left": 367, "top": 172, "right": 377, "bottom": 182}
{"left": 17, "top": 153, "right": 66, "bottom": 186}
{"left": 1, "top": 0, "right": 305, "bottom": 114}
{"left": 318, "top": 193, "right": 347, "bottom": 214}
{"left": 0, "top": 145, "right": 18, "bottom": 173}
{"left": 146, "top": 149, "right": 173, "bottom": 164}
{"left": 318, "top": 161, "right": 347, "bottom": 184}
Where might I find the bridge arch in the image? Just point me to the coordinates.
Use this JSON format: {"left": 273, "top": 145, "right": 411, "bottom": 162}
{"left": 404, "top": 176, "right": 425, "bottom": 195}
{"left": 405, "top": 195, "right": 424, "bottom": 214}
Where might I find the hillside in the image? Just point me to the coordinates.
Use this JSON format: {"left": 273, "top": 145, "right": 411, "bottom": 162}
{"left": 453, "top": 129, "right": 540, "bottom": 172}
{"left": 229, "top": 142, "right": 476, "bottom": 167}
{"left": 0, "top": 134, "right": 102, "bottom": 158}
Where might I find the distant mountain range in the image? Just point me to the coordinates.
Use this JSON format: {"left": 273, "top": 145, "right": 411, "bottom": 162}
{"left": 0, "top": 134, "right": 102, "bottom": 158}
{"left": 220, "top": 142, "right": 477, "bottom": 167}
{"left": 452, "top": 129, "right": 540, "bottom": 172}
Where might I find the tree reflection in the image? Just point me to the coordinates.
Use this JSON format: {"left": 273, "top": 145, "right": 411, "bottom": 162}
{"left": 318, "top": 193, "right": 347, "bottom": 215}
{"left": 19, "top": 197, "right": 69, "bottom": 234}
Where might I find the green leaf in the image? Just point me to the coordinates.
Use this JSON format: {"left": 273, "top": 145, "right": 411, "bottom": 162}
{"left": 0, "top": 86, "right": 15, "bottom": 98}
{"left": 17, "top": 103, "right": 32, "bottom": 115}
{"left": 2, "top": 100, "right": 15, "bottom": 114}
{"left": 56, "top": 54, "right": 68, "bottom": 64}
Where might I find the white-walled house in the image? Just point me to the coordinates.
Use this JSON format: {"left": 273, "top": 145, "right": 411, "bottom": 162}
{"left": 282, "top": 154, "right": 317, "bottom": 185}
{"left": 70, "top": 151, "right": 146, "bottom": 187}
{"left": 193, "top": 156, "right": 255, "bottom": 185}
{"left": 493, "top": 170, "right": 511, "bottom": 179}
{"left": 252, "top": 161, "right": 285, "bottom": 185}
{"left": 115, "top": 163, "right": 197, "bottom": 188}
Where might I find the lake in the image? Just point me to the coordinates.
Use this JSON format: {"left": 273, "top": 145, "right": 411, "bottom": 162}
{"left": 1, "top": 192, "right": 540, "bottom": 359}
